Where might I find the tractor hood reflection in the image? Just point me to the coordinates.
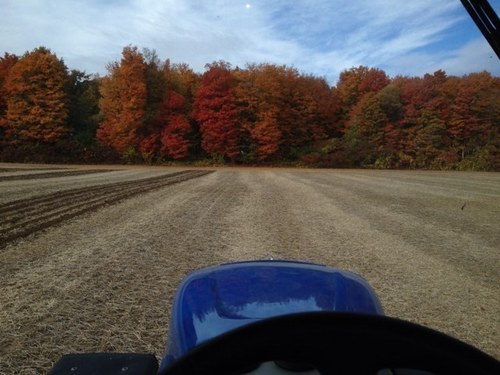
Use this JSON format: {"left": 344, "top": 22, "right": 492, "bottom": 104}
{"left": 193, "top": 297, "right": 323, "bottom": 343}
{"left": 162, "top": 260, "right": 383, "bottom": 367}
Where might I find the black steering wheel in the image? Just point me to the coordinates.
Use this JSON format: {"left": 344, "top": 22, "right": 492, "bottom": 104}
{"left": 161, "top": 312, "right": 499, "bottom": 375}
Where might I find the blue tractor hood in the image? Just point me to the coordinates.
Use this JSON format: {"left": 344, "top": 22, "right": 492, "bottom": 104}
{"left": 161, "top": 260, "right": 383, "bottom": 368}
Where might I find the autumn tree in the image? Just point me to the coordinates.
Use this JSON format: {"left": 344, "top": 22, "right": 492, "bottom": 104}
{"left": 137, "top": 59, "right": 198, "bottom": 162}
{"left": 278, "top": 70, "right": 326, "bottom": 152}
{"left": 3, "top": 47, "right": 69, "bottom": 143}
{"left": 300, "top": 75, "right": 337, "bottom": 139}
{"left": 97, "top": 46, "right": 147, "bottom": 157}
{"left": 160, "top": 91, "right": 192, "bottom": 159}
{"left": 0, "top": 43, "right": 497, "bottom": 170}
{"left": 337, "top": 66, "right": 390, "bottom": 109}
{"left": 446, "top": 72, "right": 500, "bottom": 168}
{"left": 0, "top": 53, "right": 18, "bottom": 141}
{"left": 67, "top": 70, "right": 101, "bottom": 146}
{"left": 161, "top": 62, "right": 199, "bottom": 158}
{"left": 192, "top": 61, "right": 240, "bottom": 160}
{"left": 345, "top": 93, "right": 387, "bottom": 165}
{"left": 134, "top": 49, "right": 167, "bottom": 162}
{"left": 164, "top": 61, "right": 199, "bottom": 107}
{"left": 376, "top": 84, "right": 404, "bottom": 166}
{"left": 393, "top": 71, "right": 449, "bottom": 168}
{"left": 142, "top": 49, "right": 166, "bottom": 131}
{"left": 234, "top": 64, "right": 284, "bottom": 160}
{"left": 235, "top": 64, "right": 331, "bottom": 161}
{"left": 249, "top": 108, "right": 282, "bottom": 159}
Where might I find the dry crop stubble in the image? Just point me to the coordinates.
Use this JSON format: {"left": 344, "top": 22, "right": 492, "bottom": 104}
{"left": 0, "top": 167, "right": 217, "bottom": 374}
{"left": 0, "top": 165, "right": 499, "bottom": 374}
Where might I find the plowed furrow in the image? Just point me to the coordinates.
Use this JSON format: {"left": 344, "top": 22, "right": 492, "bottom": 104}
{"left": 3, "top": 183, "right": 164, "bottom": 231}
{"left": 1, "top": 172, "right": 200, "bottom": 229}
{"left": 0, "top": 170, "right": 212, "bottom": 248}
{"left": 0, "top": 170, "right": 192, "bottom": 216}
{"left": 0, "top": 167, "right": 64, "bottom": 172}
{"left": 0, "top": 169, "right": 114, "bottom": 182}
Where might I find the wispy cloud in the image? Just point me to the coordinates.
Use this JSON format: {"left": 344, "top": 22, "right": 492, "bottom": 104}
{"left": 433, "top": 38, "right": 500, "bottom": 75}
{"left": 0, "top": 0, "right": 497, "bottom": 82}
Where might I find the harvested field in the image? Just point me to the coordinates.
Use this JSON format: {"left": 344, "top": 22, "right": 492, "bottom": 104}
{"left": 0, "top": 164, "right": 499, "bottom": 374}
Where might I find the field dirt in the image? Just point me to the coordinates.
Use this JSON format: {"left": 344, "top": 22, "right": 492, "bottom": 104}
{"left": 0, "top": 164, "right": 499, "bottom": 374}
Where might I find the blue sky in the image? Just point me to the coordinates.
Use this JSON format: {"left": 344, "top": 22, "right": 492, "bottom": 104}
{"left": 1, "top": 0, "right": 499, "bottom": 83}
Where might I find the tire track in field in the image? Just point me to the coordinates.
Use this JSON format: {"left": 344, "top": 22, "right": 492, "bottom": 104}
{"left": 0, "top": 170, "right": 213, "bottom": 248}
{"left": 0, "top": 169, "right": 114, "bottom": 182}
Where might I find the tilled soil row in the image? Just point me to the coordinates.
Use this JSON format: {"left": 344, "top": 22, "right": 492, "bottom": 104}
{"left": 0, "top": 171, "right": 189, "bottom": 216}
{"left": 0, "top": 167, "right": 66, "bottom": 172}
{"left": 0, "top": 169, "right": 113, "bottom": 182}
{"left": 0, "top": 170, "right": 212, "bottom": 248}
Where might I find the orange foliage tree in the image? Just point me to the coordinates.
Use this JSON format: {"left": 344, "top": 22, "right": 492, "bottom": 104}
{"left": 0, "top": 53, "right": 19, "bottom": 140}
{"left": 235, "top": 64, "right": 283, "bottom": 160}
{"left": 235, "top": 64, "right": 331, "bottom": 161}
{"left": 97, "top": 46, "right": 147, "bottom": 157}
{"left": 3, "top": 47, "right": 69, "bottom": 143}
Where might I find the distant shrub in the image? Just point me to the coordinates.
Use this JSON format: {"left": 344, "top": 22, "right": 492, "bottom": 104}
{"left": 191, "top": 154, "right": 226, "bottom": 167}
{"left": 299, "top": 152, "right": 321, "bottom": 166}
{"left": 289, "top": 145, "right": 319, "bottom": 160}
{"left": 0, "top": 139, "right": 122, "bottom": 164}
{"left": 374, "top": 155, "right": 395, "bottom": 169}
{"left": 457, "top": 147, "right": 494, "bottom": 171}
{"left": 121, "top": 146, "right": 142, "bottom": 164}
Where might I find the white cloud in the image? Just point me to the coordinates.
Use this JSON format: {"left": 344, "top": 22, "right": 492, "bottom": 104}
{"left": 434, "top": 38, "right": 500, "bottom": 76}
{"left": 381, "top": 38, "right": 500, "bottom": 78}
{"left": 0, "top": 0, "right": 497, "bottom": 82}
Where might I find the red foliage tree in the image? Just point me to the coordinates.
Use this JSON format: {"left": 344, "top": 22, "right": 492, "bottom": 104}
{"left": 446, "top": 72, "right": 499, "bottom": 162}
{"left": 138, "top": 133, "right": 161, "bottom": 162}
{"left": 300, "top": 75, "right": 336, "bottom": 139}
{"left": 161, "top": 115, "right": 191, "bottom": 159}
{"left": 393, "top": 71, "right": 449, "bottom": 168}
{"left": 136, "top": 61, "right": 197, "bottom": 162}
{"left": 192, "top": 62, "right": 240, "bottom": 160}
{"left": 160, "top": 91, "right": 192, "bottom": 159}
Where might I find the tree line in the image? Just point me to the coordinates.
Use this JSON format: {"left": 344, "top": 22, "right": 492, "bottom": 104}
{"left": 0, "top": 46, "right": 498, "bottom": 170}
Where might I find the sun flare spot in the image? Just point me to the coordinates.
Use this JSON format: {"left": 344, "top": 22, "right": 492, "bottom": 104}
{"left": 245, "top": 3, "right": 251, "bottom": 9}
